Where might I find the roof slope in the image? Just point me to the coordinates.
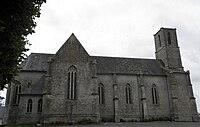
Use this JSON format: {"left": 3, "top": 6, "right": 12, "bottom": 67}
{"left": 20, "top": 53, "right": 54, "bottom": 71}
{"left": 91, "top": 56, "right": 165, "bottom": 75}
{"left": 20, "top": 53, "right": 165, "bottom": 75}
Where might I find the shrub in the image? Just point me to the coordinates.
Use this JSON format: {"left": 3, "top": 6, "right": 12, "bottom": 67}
{"left": 120, "top": 118, "right": 126, "bottom": 122}
{"left": 77, "top": 118, "right": 93, "bottom": 125}
{"left": 101, "top": 117, "right": 114, "bottom": 122}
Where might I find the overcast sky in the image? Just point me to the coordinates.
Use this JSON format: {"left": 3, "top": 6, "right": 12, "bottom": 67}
{"left": 1, "top": 0, "right": 200, "bottom": 112}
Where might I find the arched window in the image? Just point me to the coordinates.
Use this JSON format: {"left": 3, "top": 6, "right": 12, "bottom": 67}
{"left": 27, "top": 99, "right": 33, "bottom": 113}
{"left": 68, "top": 65, "right": 77, "bottom": 100}
{"left": 152, "top": 84, "right": 158, "bottom": 104}
{"left": 17, "top": 85, "right": 21, "bottom": 104}
{"left": 14, "top": 86, "right": 18, "bottom": 104}
{"left": 14, "top": 85, "right": 21, "bottom": 104}
{"left": 126, "top": 84, "right": 132, "bottom": 104}
{"left": 98, "top": 83, "right": 105, "bottom": 104}
{"left": 167, "top": 32, "right": 171, "bottom": 44}
{"left": 37, "top": 99, "right": 42, "bottom": 113}
{"left": 158, "top": 35, "right": 161, "bottom": 46}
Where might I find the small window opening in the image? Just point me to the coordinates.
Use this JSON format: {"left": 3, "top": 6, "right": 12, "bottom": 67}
{"left": 158, "top": 35, "right": 161, "bottom": 46}
{"left": 37, "top": 99, "right": 42, "bottom": 113}
{"left": 27, "top": 99, "right": 33, "bottom": 113}
{"left": 152, "top": 85, "right": 158, "bottom": 104}
{"left": 167, "top": 32, "right": 171, "bottom": 44}
{"left": 98, "top": 83, "right": 105, "bottom": 104}
{"left": 126, "top": 84, "right": 132, "bottom": 104}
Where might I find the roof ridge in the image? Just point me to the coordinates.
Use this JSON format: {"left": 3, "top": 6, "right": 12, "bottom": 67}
{"left": 91, "top": 55, "right": 157, "bottom": 60}
{"left": 30, "top": 52, "right": 54, "bottom": 55}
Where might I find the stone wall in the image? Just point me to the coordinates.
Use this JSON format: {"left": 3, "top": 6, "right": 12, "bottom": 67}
{"left": 97, "top": 74, "right": 170, "bottom": 121}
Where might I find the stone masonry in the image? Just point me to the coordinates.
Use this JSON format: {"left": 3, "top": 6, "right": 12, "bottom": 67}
{"left": 3, "top": 28, "right": 199, "bottom": 124}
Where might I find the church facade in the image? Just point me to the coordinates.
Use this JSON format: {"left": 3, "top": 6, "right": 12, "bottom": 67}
{"left": 3, "top": 28, "right": 199, "bottom": 124}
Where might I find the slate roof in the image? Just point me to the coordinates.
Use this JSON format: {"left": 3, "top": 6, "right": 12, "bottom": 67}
{"left": 20, "top": 53, "right": 54, "bottom": 71}
{"left": 91, "top": 56, "right": 165, "bottom": 75}
{"left": 21, "top": 53, "right": 165, "bottom": 75}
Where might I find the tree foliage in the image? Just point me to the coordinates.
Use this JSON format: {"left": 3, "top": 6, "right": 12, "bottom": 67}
{"left": 0, "top": 96, "right": 5, "bottom": 106}
{"left": 0, "top": 0, "right": 46, "bottom": 90}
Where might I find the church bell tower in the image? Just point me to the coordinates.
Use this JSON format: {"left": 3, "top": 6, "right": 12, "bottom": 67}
{"left": 154, "top": 28, "right": 183, "bottom": 71}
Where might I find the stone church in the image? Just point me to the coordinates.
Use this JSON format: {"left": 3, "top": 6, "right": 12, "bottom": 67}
{"left": 3, "top": 28, "right": 199, "bottom": 124}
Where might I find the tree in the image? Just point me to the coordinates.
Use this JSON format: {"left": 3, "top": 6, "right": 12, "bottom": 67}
{"left": 0, "top": 96, "right": 5, "bottom": 107}
{"left": 0, "top": 0, "right": 46, "bottom": 90}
